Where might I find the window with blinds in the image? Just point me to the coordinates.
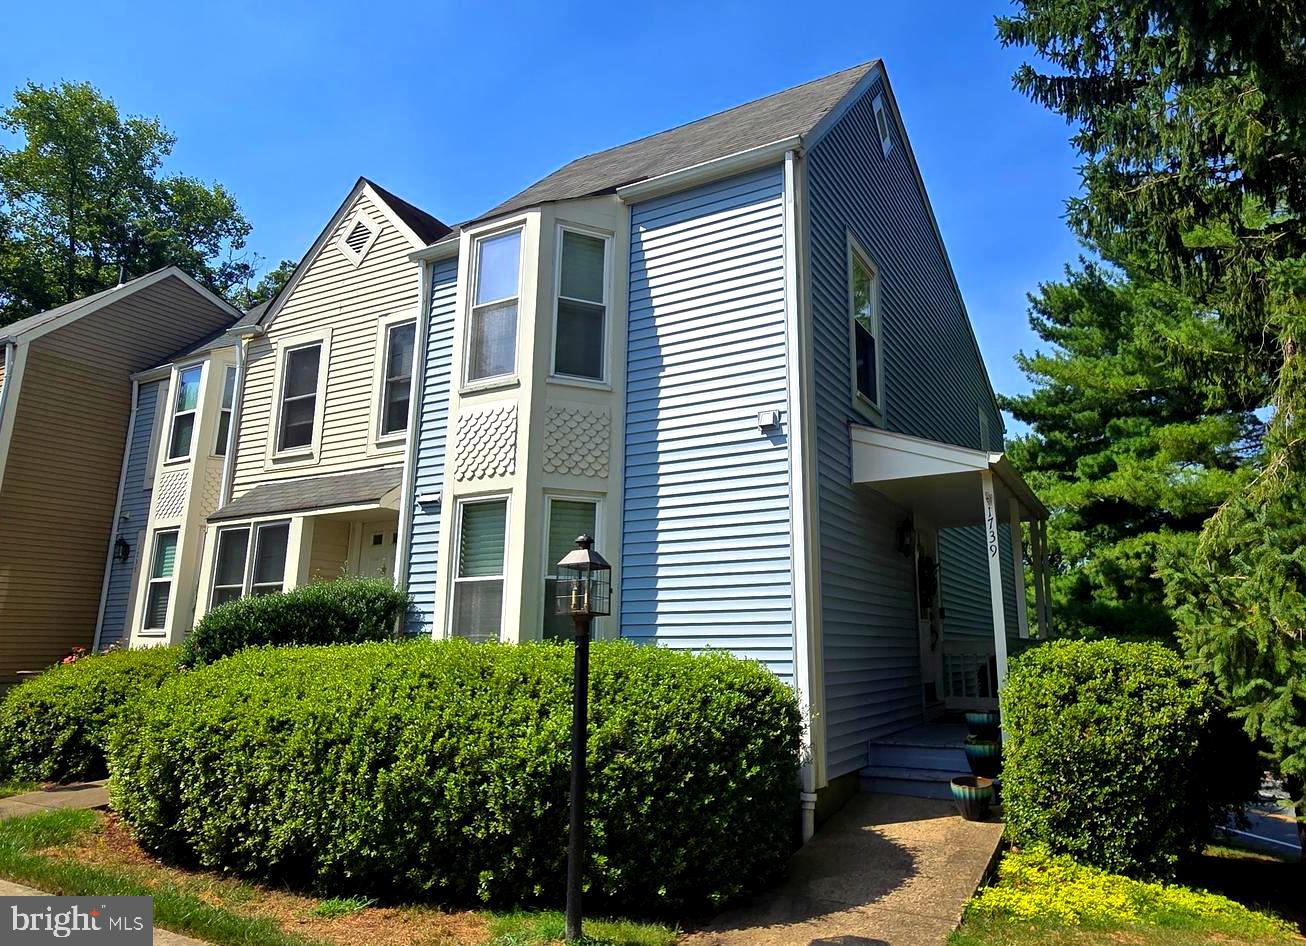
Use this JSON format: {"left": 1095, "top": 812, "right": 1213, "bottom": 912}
{"left": 277, "top": 342, "right": 322, "bottom": 452}
{"left": 380, "top": 321, "right": 415, "bottom": 437}
{"left": 144, "top": 530, "right": 179, "bottom": 630}
{"left": 167, "top": 365, "right": 202, "bottom": 460}
{"left": 543, "top": 498, "right": 598, "bottom": 641}
{"left": 466, "top": 229, "right": 521, "bottom": 384}
{"left": 452, "top": 499, "right": 508, "bottom": 642}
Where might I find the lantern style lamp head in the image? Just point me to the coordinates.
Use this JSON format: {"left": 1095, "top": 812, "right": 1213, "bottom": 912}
{"left": 555, "top": 534, "right": 612, "bottom": 619}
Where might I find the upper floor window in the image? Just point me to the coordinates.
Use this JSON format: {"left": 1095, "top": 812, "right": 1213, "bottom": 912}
{"left": 380, "top": 321, "right": 416, "bottom": 438}
{"left": 214, "top": 365, "right": 237, "bottom": 456}
{"left": 451, "top": 497, "right": 508, "bottom": 642}
{"left": 849, "top": 241, "right": 883, "bottom": 412}
{"left": 553, "top": 228, "right": 608, "bottom": 381}
{"left": 466, "top": 229, "right": 521, "bottom": 384}
{"left": 143, "top": 529, "right": 179, "bottom": 630}
{"left": 167, "top": 365, "right": 203, "bottom": 461}
{"left": 277, "top": 342, "right": 322, "bottom": 452}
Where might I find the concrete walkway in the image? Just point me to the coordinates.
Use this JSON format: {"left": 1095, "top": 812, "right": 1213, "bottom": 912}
{"left": 682, "top": 793, "right": 1004, "bottom": 946}
{"left": 0, "top": 780, "right": 109, "bottom": 819}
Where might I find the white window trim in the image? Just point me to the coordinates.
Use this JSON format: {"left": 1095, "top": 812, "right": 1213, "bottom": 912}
{"left": 447, "top": 493, "right": 511, "bottom": 642}
{"left": 461, "top": 224, "right": 525, "bottom": 391}
{"left": 208, "top": 518, "right": 291, "bottom": 608}
{"left": 872, "top": 94, "right": 894, "bottom": 157}
{"left": 368, "top": 311, "right": 419, "bottom": 452}
{"left": 541, "top": 492, "right": 604, "bottom": 641}
{"left": 164, "top": 361, "right": 208, "bottom": 465}
{"left": 846, "top": 233, "right": 885, "bottom": 421}
{"left": 549, "top": 222, "right": 612, "bottom": 386}
{"left": 211, "top": 364, "right": 238, "bottom": 458}
{"left": 142, "top": 528, "right": 179, "bottom": 633}
{"left": 336, "top": 209, "right": 382, "bottom": 268}
{"left": 266, "top": 329, "right": 331, "bottom": 465}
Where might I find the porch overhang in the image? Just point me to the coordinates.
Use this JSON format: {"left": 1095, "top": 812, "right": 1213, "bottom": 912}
{"left": 849, "top": 425, "right": 1052, "bottom": 713}
{"left": 849, "top": 424, "right": 1047, "bottom": 526}
{"left": 209, "top": 466, "right": 404, "bottom": 522}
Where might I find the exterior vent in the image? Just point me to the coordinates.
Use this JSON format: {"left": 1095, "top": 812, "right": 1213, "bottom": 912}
{"left": 337, "top": 212, "right": 380, "bottom": 266}
{"left": 872, "top": 95, "right": 893, "bottom": 157}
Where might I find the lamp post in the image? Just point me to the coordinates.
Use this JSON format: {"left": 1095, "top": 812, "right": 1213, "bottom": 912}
{"left": 554, "top": 533, "right": 612, "bottom": 943}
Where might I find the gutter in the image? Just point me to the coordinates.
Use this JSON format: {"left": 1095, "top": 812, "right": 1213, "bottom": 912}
{"left": 616, "top": 136, "right": 803, "bottom": 205}
{"left": 219, "top": 324, "right": 263, "bottom": 505}
{"left": 93, "top": 379, "right": 140, "bottom": 652}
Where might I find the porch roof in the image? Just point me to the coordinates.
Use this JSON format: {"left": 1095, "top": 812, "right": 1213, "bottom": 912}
{"left": 210, "top": 466, "right": 403, "bottom": 522}
{"left": 849, "top": 424, "right": 1048, "bottom": 527}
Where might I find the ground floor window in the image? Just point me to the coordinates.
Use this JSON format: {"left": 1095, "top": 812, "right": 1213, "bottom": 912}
{"left": 209, "top": 520, "right": 290, "bottom": 609}
{"left": 144, "top": 530, "right": 179, "bottom": 630}
{"left": 543, "top": 497, "right": 598, "bottom": 641}
{"left": 451, "top": 498, "right": 508, "bottom": 643}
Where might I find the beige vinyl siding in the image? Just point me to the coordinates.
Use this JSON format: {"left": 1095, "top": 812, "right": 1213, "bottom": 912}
{"left": 0, "top": 277, "right": 233, "bottom": 683}
{"left": 231, "top": 194, "right": 421, "bottom": 496}
{"left": 308, "top": 520, "right": 352, "bottom": 581}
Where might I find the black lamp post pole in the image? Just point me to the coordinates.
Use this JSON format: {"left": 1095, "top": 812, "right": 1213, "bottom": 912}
{"left": 565, "top": 613, "right": 591, "bottom": 943}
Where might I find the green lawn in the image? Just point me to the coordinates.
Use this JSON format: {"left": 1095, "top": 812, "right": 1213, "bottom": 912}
{"left": 0, "top": 780, "right": 37, "bottom": 799}
{"left": 0, "top": 809, "right": 675, "bottom": 946}
{"left": 950, "top": 845, "right": 1301, "bottom": 946}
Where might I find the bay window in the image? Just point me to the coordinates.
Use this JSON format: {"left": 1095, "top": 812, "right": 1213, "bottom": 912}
{"left": 466, "top": 229, "right": 521, "bottom": 384}
{"left": 214, "top": 365, "right": 237, "bottom": 456}
{"left": 542, "top": 497, "right": 598, "bottom": 641}
{"left": 167, "top": 365, "right": 203, "bottom": 460}
{"left": 553, "top": 228, "right": 608, "bottom": 381}
{"left": 451, "top": 498, "right": 508, "bottom": 642}
{"left": 143, "top": 530, "right": 179, "bottom": 630}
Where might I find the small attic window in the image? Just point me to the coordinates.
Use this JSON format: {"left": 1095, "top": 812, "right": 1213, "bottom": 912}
{"left": 872, "top": 95, "right": 893, "bottom": 157}
{"left": 337, "top": 212, "right": 380, "bottom": 266}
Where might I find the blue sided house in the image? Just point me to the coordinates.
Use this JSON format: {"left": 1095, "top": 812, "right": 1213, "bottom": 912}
{"left": 399, "top": 60, "right": 1052, "bottom": 833}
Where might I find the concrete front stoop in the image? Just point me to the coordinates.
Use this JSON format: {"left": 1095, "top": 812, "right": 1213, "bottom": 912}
{"left": 681, "top": 793, "right": 1003, "bottom": 946}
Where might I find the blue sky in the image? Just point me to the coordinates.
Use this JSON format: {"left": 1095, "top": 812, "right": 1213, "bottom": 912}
{"left": 3, "top": 0, "right": 1083, "bottom": 410}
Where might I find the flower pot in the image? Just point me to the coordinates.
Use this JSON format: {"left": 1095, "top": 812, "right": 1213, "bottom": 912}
{"left": 950, "top": 776, "right": 994, "bottom": 821}
{"left": 964, "top": 736, "right": 1002, "bottom": 778}
{"left": 965, "top": 710, "right": 1001, "bottom": 739}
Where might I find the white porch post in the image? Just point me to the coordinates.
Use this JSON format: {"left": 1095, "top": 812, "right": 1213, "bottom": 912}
{"left": 980, "top": 471, "right": 1009, "bottom": 695}
{"left": 1009, "top": 501, "right": 1030, "bottom": 639}
{"left": 1039, "top": 519, "right": 1053, "bottom": 635}
{"left": 1031, "top": 516, "right": 1049, "bottom": 638}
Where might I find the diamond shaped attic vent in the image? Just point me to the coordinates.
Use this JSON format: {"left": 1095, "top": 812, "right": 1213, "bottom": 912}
{"left": 337, "top": 212, "right": 380, "bottom": 266}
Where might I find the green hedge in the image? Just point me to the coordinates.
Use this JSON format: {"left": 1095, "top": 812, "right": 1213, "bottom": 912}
{"left": 179, "top": 578, "right": 409, "bottom": 667}
{"left": 109, "top": 640, "right": 801, "bottom": 915}
{"left": 0, "top": 646, "right": 178, "bottom": 783}
{"left": 1001, "top": 639, "right": 1258, "bottom": 878}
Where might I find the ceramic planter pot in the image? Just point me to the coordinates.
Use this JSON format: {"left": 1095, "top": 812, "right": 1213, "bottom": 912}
{"left": 950, "top": 775, "right": 994, "bottom": 821}
{"left": 965, "top": 710, "right": 1001, "bottom": 739}
{"left": 965, "top": 736, "right": 1002, "bottom": 778}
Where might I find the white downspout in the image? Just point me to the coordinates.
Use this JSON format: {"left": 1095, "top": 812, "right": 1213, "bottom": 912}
{"left": 783, "top": 149, "right": 819, "bottom": 843}
{"left": 92, "top": 378, "right": 139, "bottom": 652}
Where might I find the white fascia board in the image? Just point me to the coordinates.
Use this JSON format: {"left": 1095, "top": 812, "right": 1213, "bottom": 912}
{"left": 409, "top": 238, "right": 461, "bottom": 263}
{"left": 616, "top": 136, "right": 801, "bottom": 205}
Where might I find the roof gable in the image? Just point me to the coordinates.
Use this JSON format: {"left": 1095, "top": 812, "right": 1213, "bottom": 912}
{"left": 479, "top": 61, "right": 877, "bottom": 221}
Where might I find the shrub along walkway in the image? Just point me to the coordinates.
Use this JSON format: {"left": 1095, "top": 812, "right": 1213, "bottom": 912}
{"left": 682, "top": 793, "right": 1004, "bottom": 946}
{"left": 0, "top": 780, "right": 109, "bottom": 819}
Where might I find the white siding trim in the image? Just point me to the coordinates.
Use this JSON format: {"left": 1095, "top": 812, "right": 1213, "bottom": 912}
{"left": 0, "top": 340, "right": 24, "bottom": 491}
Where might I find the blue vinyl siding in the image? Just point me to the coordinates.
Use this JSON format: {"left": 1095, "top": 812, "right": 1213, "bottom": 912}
{"left": 404, "top": 256, "right": 459, "bottom": 634}
{"left": 807, "top": 72, "right": 1009, "bottom": 776}
{"left": 622, "top": 167, "right": 795, "bottom": 681}
{"left": 98, "top": 379, "right": 161, "bottom": 649}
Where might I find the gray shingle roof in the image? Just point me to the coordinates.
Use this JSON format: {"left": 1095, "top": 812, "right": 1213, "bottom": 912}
{"left": 479, "top": 61, "right": 876, "bottom": 221}
{"left": 366, "top": 178, "right": 451, "bottom": 244}
{"left": 210, "top": 466, "right": 403, "bottom": 521}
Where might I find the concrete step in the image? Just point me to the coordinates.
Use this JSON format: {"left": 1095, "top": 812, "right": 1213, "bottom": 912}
{"left": 867, "top": 743, "right": 967, "bottom": 772}
{"left": 859, "top": 770, "right": 955, "bottom": 800}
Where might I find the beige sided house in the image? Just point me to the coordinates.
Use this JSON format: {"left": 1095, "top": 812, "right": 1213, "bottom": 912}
{"left": 116, "top": 179, "right": 449, "bottom": 647}
{"left": 0, "top": 269, "right": 239, "bottom": 683}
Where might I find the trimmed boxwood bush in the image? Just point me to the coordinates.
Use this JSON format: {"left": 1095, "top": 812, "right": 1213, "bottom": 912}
{"left": 0, "top": 646, "right": 178, "bottom": 783}
{"left": 1001, "top": 639, "right": 1258, "bottom": 879}
{"left": 179, "top": 578, "right": 409, "bottom": 667}
{"left": 109, "top": 640, "right": 800, "bottom": 915}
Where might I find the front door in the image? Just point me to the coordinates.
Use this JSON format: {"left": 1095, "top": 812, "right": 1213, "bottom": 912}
{"left": 358, "top": 521, "right": 398, "bottom": 580}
